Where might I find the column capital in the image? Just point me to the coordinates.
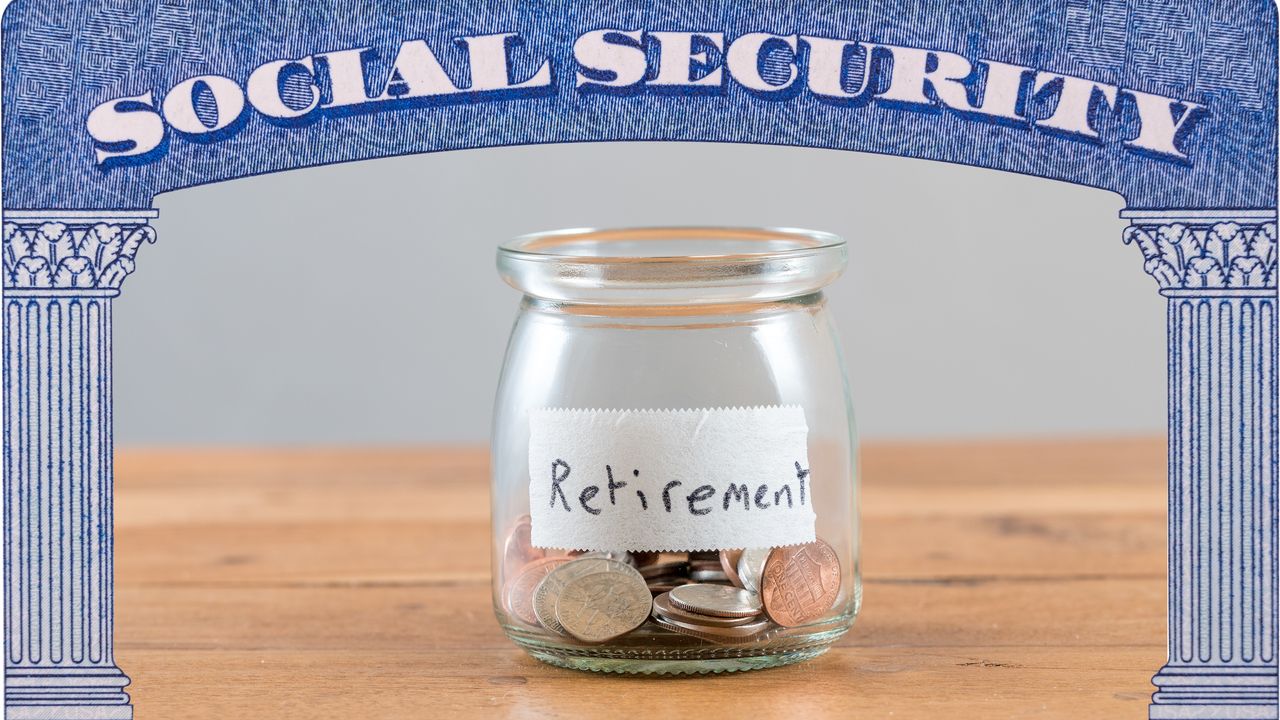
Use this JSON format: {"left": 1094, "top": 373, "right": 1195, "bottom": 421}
{"left": 3, "top": 209, "right": 158, "bottom": 291}
{"left": 1120, "top": 209, "right": 1276, "bottom": 293}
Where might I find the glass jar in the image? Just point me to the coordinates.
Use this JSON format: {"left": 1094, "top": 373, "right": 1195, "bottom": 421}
{"left": 491, "top": 227, "right": 859, "bottom": 674}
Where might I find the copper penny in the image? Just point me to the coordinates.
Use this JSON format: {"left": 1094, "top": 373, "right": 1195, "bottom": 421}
{"left": 719, "top": 549, "right": 744, "bottom": 588}
{"left": 502, "top": 515, "right": 544, "bottom": 581}
{"left": 502, "top": 556, "right": 570, "bottom": 626}
{"left": 632, "top": 551, "right": 661, "bottom": 567}
{"left": 760, "top": 540, "right": 842, "bottom": 627}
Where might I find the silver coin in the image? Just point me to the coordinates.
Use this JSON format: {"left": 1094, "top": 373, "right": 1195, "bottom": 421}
{"left": 689, "top": 569, "right": 731, "bottom": 583}
{"left": 533, "top": 557, "right": 643, "bottom": 635}
{"left": 668, "top": 583, "right": 763, "bottom": 618}
{"left": 737, "top": 548, "right": 771, "bottom": 593}
{"left": 555, "top": 571, "right": 652, "bottom": 643}
{"left": 652, "top": 614, "right": 773, "bottom": 643}
{"left": 651, "top": 592, "right": 759, "bottom": 627}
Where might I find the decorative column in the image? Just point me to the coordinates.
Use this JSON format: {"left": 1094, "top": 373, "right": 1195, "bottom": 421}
{"left": 3, "top": 210, "right": 156, "bottom": 720}
{"left": 1123, "top": 210, "right": 1278, "bottom": 720}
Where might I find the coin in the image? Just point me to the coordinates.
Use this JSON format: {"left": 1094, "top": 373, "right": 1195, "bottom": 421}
{"left": 760, "top": 540, "right": 842, "bottom": 627}
{"left": 639, "top": 561, "right": 689, "bottom": 580}
{"left": 646, "top": 582, "right": 689, "bottom": 594}
{"left": 668, "top": 583, "right": 762, "bottom": 618}
{"left": 534, "top": 556, "right": 644, "bottom": 635}
{"left": 632, "top": 551, "right": 661, "bottom": 567}
{"left": 645, "top": 573, "right": 693, "bottom": 593}
{"left": 720, "top": 549, "right": 745, "bottom": 587}
{"left": 502, "top": 515, "right": 544, "bottom": 581}
{"left": 651, "top": 592, "right": 759, "bottom": 627}
{"left": 555, "top": 571, "right": 652, "bottom": 643}
{"left": 688, "top": 558, "right": 723, "bottom": 577}
{"left": 502, "top": 556, "right": 570, "bottom": 626}
{"left": 651, "top": 614, "right": 772, "bottom": 643}
{"left": 571, "top": 550, "right": 636, "bottom": 567}
{"left": 737, "top": 548, "right": 771, "bottom": 593}
{"left": 689, "top": 569, "right": 731, "bottom": 583}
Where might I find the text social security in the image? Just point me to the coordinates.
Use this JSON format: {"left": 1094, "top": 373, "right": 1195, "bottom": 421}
{"left": 86, "top": 30, "right": 1207, "bottom": 167}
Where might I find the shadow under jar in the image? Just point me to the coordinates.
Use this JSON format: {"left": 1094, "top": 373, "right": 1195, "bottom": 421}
{"left": 491, "top": 227, "right": 860, "bottom": 674}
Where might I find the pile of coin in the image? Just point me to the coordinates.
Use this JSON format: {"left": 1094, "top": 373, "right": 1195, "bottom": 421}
{"left": 688, "top": 551, "right": 731, "bottom": 583}
{"left": 651, "top": 583, "right": 772, "bottom": 643}
{"left": 500, "top": 515, "right": 843, "bottom": 645}
{"left": 639, "top": 559, "right": 691, "bottom": 594}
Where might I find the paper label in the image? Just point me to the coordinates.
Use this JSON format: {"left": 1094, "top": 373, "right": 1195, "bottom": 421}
{"left": 528, "top": 406, "right": 815, "bottom": 552}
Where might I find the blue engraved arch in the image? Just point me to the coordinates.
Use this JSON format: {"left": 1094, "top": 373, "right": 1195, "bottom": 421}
{"left": 1, "top": 0, "right": 1276, "bottom": 210}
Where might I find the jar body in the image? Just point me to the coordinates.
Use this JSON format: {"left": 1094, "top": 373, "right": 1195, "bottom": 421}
{"left": 491, "top": 292, "right": 860, "bottom": 673}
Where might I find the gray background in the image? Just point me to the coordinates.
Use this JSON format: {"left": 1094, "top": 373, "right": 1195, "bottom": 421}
{"left": 115, "top": 142, "right": 1164, "bottom": 446}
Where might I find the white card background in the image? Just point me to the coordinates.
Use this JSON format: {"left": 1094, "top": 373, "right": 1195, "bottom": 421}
{"left": 528, "top": 406, "right": 815, "bottom": 552}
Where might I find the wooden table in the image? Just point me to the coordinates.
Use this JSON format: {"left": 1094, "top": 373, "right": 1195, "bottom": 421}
{"left": 114, "top": 439, "right": 1166, "bottom": 718}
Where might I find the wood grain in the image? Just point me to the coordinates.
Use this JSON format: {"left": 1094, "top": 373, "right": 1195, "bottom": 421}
{"left": 113, "top": 439, "right": 1167, "bottom": 719}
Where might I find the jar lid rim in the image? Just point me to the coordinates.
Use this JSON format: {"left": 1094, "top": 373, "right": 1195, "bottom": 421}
{"left": 499, "top": 226, "right": 844, "bottom": 263}
{"left": 496, "top": 226, "right": 847, "bottom": 306}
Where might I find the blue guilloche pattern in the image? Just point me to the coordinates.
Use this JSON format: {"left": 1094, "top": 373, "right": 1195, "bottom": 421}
{"left": 0, "top": 0, "right": 1276, "bottom": 209}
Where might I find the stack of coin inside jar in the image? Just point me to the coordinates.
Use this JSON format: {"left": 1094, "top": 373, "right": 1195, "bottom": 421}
{"left": 500, "top": 515, "right": 842, "bottom": 644}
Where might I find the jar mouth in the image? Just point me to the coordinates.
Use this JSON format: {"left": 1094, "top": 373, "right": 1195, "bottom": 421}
{"left": 497, "top": 226, "right": 847, "bottom": 305}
